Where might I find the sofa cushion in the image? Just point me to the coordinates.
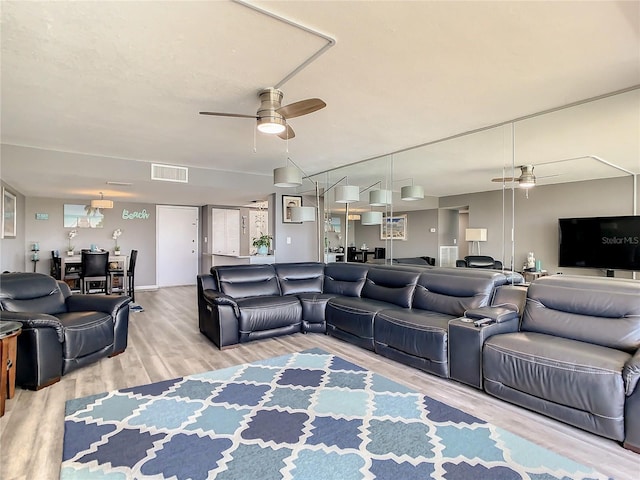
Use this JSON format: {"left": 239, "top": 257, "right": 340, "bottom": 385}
{"left": 324, "top": 263, "right": 368, "bottom": 296}
{"left": 215, "top": 265, "right": 281, "bottom": 299}
{"left": 236, "top": 295, "right": 301, "bottom": 334}
{"left": 361, "top": 268, "right": 419, "bottom": 308}
{"left": 413, "top": 269, "right": 495, "bottom": 316}
{"left": 374, "top": 309, "right": 453, "bottom": 367}
{"left": 275, "top": 262, "right": 324, "bottom": 295}
{"left": 326, "top": 297, "right": 393, "bottom": 341}
{"left": 522, "top": 275, "right": 640, "bottom": 352}
{"left": 484, "top": 331, "right": 629, "bottom": 441}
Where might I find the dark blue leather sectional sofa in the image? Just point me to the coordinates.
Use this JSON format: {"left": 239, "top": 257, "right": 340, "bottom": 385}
{"left": 197, "top": 262, "right": 640, "bottom": 452}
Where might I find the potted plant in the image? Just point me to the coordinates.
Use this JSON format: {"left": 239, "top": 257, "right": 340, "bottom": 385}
{"left": 67, "top": 230, "right": 78, "bottom": 256}
{"left": 252, "top": 234, "right": 272, "bottom": 255}
{"left": 112, "top": 228, "right": 122, "bottom": 255}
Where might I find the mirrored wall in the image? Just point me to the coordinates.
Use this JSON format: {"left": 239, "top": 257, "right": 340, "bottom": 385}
{"left": 309, "top": 87, "right": 639, "bottom": 277}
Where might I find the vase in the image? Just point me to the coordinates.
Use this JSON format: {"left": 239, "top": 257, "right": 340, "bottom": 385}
{"left": 257, "top": 245, "right": 268, "bottom": 255}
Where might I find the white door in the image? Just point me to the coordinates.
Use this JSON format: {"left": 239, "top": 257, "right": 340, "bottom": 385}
{"left": 157, "top": 205, "right": 199, "bottom": 287}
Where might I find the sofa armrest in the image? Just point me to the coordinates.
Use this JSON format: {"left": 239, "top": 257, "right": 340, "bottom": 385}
{"left": 66, "top": 294, "right": 131, "bottom": 317}
{"left": 463, "top": 306, "right": 519, "bottom": 323}
{"left": 203, "top": 291, "right": 240, "bottom": 318}
{"left": 455, "top": 260, "right": 467, "bottom": 267}
{"left": 623, "top": 349, "right": 640, "bottom": 396}
{"left": 0, "top": 311, "right": 64, "bottom": 342}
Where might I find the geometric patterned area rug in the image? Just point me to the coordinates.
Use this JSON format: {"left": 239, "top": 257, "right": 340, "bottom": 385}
{"left": 61, "top": 348, "right": 611, "bottom": 480}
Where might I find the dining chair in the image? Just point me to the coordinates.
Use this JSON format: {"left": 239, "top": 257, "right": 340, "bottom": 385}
{"left": 50, "top": 251, "right": 62, "bottom": 280}
{"left": 80, "top": 251, "right": 110, "bottom": 294}
{"left": 111, "top": 250, "right": 138, "bottom": 302}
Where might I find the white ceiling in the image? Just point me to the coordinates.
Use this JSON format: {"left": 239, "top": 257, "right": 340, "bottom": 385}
{"left": 1, "top": 1, "right": 639, "bottom": 207}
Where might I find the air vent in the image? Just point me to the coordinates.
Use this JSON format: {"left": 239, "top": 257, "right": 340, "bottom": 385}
{"left": 151, "top": 163, "right": 188, "bottom": 183}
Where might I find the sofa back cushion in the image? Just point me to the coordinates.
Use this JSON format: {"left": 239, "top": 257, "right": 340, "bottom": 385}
{"left": 413, "top": 268, "right": 496, "bottom": 316}
{"left": 324, "top": 263, "right": 368, "bottom": 297}
{"left": 0, "top": 272, "right": 68, "bottom": 315}
{"left": 275, "top": 262, "right": 324, "bottom": 295}
{"left": 362, "top": 267, "right": 419, "bottom": 308}
{"left": 214, "top": 265, "right": 280, "bottom": 299}
{"left": 522, "top": 275, "right": 640, "bottom": 352}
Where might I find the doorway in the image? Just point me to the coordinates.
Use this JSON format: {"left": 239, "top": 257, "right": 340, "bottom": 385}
{"left": 156, "top": 205, "right": 199, "bottom": 287}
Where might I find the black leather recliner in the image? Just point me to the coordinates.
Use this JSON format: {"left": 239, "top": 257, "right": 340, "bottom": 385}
{"left": 456, "top": 255, "right": 503, "bottom": 269}
{"left": 0, "top": 272, "right": 131, "bottom": 390}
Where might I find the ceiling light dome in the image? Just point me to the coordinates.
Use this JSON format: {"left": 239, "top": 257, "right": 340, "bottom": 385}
{"left": 257, "top": 114, "right": 286, "bottom": 134}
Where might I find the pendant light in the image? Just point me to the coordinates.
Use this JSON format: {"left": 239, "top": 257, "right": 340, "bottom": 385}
{"left": 290, "top": 206, "right": 316, "bottom": 222}
{"left": 361, "top": 211, "right": 383, "bottom": 225}
{"left": 90, "top": 192, "right": 113, "bottom": 209}
{"left": 369, "top": 189, "right": 392, "bottom": 206}
{"left": 273, "top": 166, "right": 302, "bottom": 187}
{"left": 335, "top": 185, "right": 359, "bottom": 203}
{"left": 274, "top": 157, "right": 303, "bottom": 188}
{"left": 401, "top": 184, "right": 424, "bottom": 201}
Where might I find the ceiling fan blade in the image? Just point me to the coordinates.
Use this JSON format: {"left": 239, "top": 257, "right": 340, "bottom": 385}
{"left": 199, "top": 112, "right": 258, "bottom": 119}
{"left": 491, "top": 177, "right": 517, "bottom": 182}
{"left": 277, "top": 98, "right": 326, "bottom": 119}
{"left": 277, "top": 124, "right": 296, "bottom": 140}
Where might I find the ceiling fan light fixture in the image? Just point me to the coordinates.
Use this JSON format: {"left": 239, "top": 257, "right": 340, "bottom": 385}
{"left": 518, "top": 165, "right": 536, "bottom": 189}
{"left": 369, "top": 189, "right": 392, "bottom": 206}
{"left": 257, "top": 116, "right": 286, "bottom": 134}
{"left": 273, "top": 166, "right": 302, "bottom": 187}
{"left": 401, "top": 185, "right": 424, "bottom": 201}
{"left": 361, "top": 211, "right": 383, "bottom": 225}
{"left": 335, "top": 185, "right": 360, "bottom": 203}
{"left": 90, "top": 192, "right": 113, "bottom": 209}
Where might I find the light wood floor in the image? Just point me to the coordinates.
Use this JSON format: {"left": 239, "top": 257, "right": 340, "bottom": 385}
{"left": 1, "top": 286, "right": 638, "bottom": 480}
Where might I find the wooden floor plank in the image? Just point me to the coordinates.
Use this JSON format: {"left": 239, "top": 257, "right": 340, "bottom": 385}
{"left": 0, "top": 285, "right": 638, "bottom": 480}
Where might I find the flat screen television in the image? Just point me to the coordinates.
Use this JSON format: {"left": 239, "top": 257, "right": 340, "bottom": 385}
{"left": 558, "top": 215, "right": 640, "bottom": 271}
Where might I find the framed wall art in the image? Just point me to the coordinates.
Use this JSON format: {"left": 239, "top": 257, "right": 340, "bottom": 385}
{"left": 282, "top": 195, "right": 302, "bottom": 223}
{"left": 1, "top": 187, "right": 16, "bottom": 238}
{"left": 63, "top": 204, "right": 105, "bottom": 228}
{"left": 380, "top": 214, "right": 407, "bottom": 240}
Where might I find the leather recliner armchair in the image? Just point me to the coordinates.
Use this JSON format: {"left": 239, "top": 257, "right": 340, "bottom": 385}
{"left": 0, "top": 272, "right": 131, "bottom": 390}
{"left": 456, "top": 255, "right": 503, "bottom": 269}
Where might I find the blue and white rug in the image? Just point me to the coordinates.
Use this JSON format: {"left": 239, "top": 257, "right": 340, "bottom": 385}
{"left": 61, "top": 348, "right": 610, "bottom": 479}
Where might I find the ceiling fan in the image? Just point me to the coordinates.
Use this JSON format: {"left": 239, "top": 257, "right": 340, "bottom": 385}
{"left": 199, "top": 88, "right": 326, "bottom": 140}
{"left": 492, "top": 164, "right": 537, "bottom": 188}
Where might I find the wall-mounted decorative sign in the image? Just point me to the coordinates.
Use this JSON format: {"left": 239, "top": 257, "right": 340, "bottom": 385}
{"left": 381, "top": 214, "right": 407, "bottom": 241}
{"left": 35, "top": 213, "right": 49, "bottom": 220}
{"left": 2, "top": 187, "right": 17, "bottom": 238}
{"left": 122, "top": 208, "right": 150, "bottom": 220}
{"left": 63, "top": 204, "right": 104, "bottom": 228}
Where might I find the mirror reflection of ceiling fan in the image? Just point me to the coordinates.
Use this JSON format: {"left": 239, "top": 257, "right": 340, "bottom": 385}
{"left": 491, "top": 164, "right": 560, "bottom": 188}
{"left": 199, "top": 88, "right": 326, "bottom": 140}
